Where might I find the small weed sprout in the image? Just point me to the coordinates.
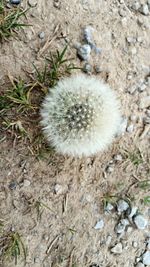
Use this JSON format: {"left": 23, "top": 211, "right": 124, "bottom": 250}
{"left": 41, "top": 74, "right": 121, "bottom": 156}
{"left": 0, "top": 0, "right": 30, "bottom": 41}
{"left": 0, "top": 230, "right": 27, "bottom": 265}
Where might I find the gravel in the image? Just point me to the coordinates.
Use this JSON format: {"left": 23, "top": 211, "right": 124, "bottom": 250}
{"left": 94, "top": 219, "right": 104, "bottom": 230}
{"left": 117, "top": 199, "right": 129, "bottom": 213}
{"left": 23, "top": 179, "right": 31, "bottom": 187}
{"left": 77, "top": 44, "right": 91, "bottom": 61}
{"left": 142, "top": 251, "right": 150, "bottom": 265}
{"left": 133, "top": 214, "right": 148, "bottom": 229}
{"left": 111, "top": 243, "right": 123, "bottom": 254}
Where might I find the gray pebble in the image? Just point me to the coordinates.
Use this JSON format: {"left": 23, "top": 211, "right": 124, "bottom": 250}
{"left": 53, "top": 0, "right": 61, "bottom": 8}
{"left": 95, "top": 65, "right": 102, "bottom": 73}
{"left": 94, "top": 219, "right": 104, "bottom": 230}
{"left": 111, "top": 243, "right": 123, "bottom": 254}
{"left": 83, "top": 63, "right": 92, "bottom": 73}
{"left": 142, "top": 251, "right": 150, "bottom": 265}
{"left": 83, "top": 26, "right": 93, "bottom": 45}
{"left": 105, "top": 202, "right": 114, "bottom": 212}
{"left": 9, "top": 181, "right": 17, "bottom": 190}
{"left": 77, "top": 44, "right": 91, "bottom": 61}
{"left": 38, "top": 32, "right": 45, "bottom": 39}
{"left": 117, "top": 199, "right": 129, "bottom": 213}
{"left": 136, "top": 263, "right": 145, "bottom": 267}
{"left": 54, "top": 184, "right": 63, "bottom": 194}
{"left": 134, "top": 214, "right": 148, "bottom": 229}
{"left": 140, "top": 4, "right": 149, "bottom": 15}
{"left": 10, "top": 0, "right": 21, "bottom": 4}
{"left": 138, "top": 83, "right": 147, "bottom": 92}
{"left": 106, "top": 165, "right": 114, "bottom": 173}
{"left": 126, "top": 36, "right": 136, "bottom": 44}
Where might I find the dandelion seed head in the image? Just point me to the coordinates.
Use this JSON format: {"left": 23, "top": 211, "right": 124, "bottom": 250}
{"left": 41, "top": 74, "right": 121, "bottom": 156}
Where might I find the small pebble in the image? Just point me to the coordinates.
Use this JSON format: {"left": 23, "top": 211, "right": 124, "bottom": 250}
{"left": 94, "top": 219, "right": 104, "bottom": 230}
{"left": 111, "top": 243, "right": 123, "bottom": 254}
{"left": 106, "top": 165, "right": 114, "bottom": 173}
{"left": 131, "top": 47, "right": 137, "bottom": 55}
{"left": 23, "top": 179, "right": 31, "bottom": 187}
{"left": 38, "top": 32, "right": 45, "bottom": 39}
{"left": 95, "top": 65, "right": 102, "bottom": 73}
{"left": 134, "top": 214, "right": 148, "bottom": 229}
{"left": 114, "top": 154, "right": 123, "bottom": 161}
{"left": 142, "top": 251, "right": 150, "bottom": 265}
{"left": 83, "top": 26, "right": 93, "bottom": 45}
{"left": 140, "top": 4, "right": 149, "bottom": 15}
{"left": 117, "top": 199, "right": 129, "bottom": 213}
{"left": 54, "top": 184, "right": 63, "bottom": 194}
{"left": 77, "top": 44, "right": 91, "bottom": 61}
{"left": 53, "top": 0, "right": 61, "bottom": 8}
{"left": 138, "top": 83, "right": 147, "bottom": 92}
{"left": 9, "top": 181, "right": 17, "bottom": 190}
{"left": 10, "top": 0, "right": 21, "bottom": 4}
{"left": 83, "top": 63, "right": 92, "bottom": 73}
{"left": 136, "top": 263, "right": 145, "bottom": 267}
{"left": 126, "top": 124, "right": 134, "bottom": 133}
{"left": 105, "top": 203, "right": 114, "bottom": 212}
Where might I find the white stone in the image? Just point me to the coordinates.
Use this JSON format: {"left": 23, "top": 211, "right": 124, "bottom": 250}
{"left": 134, "top": 214, "right": 148, "bottom": 229}
{"left": 94, "top": 219, "right": 104, "bottom": 230}
{"left": 128, "top": 206, "right": 138, "bottom": 218}
{"left": 111, "top": 243, "right": 123, "bottom": 254}
{"left": 54, "top": 184, "right": 63, "bottom": 194}
{"left": 117, "top": 117, "right": 128, "bottom": 135}
{"left": 117, "top": 199, "right": 129, "bottom": 213}
{"left": 114, "top": 154, "right": 123, "bottom": 161}
{"left": 142, "top": 251, "right": 150, "bottom": 265}
{"left": 77, "top": 44, "right": 91, "bottom": 61}
{"left": 140, "top": 4, "right": 149, "bottom": 15}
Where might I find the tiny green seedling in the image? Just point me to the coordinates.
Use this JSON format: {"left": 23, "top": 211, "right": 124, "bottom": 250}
{"left": 0, "top": 230, "right": 27, "bottom": 265}
{"left": 138, "top": 180, "right": 150, "bottom": 190}
{"left": 34, "top": 45, "right": 80, "bottom": 87}
{"left": 123, "top": 148, "right": 143, "bottom": 166}
{"left": 0, "top": 0, "right": 30, "bottom": 41}
{"left": 143, "top": 196, "right": 150, "bottom": 206}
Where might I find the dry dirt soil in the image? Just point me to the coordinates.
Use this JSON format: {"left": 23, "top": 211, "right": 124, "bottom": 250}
{"left": 0, "top": 0, "right": 150, "bottom": 267}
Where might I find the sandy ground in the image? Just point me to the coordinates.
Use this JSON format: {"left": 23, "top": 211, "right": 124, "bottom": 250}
{"left": 0, "top": 0, "right": 150, "bottom": 267}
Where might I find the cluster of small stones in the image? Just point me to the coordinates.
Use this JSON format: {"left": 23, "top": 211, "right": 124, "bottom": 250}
{"left": 53, "top": 92, "right": 103, "bottom": 140}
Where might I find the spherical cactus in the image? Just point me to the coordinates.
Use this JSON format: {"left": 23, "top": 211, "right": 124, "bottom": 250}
{"left": 40, "top": 74, "right": 121, "bottom": 157}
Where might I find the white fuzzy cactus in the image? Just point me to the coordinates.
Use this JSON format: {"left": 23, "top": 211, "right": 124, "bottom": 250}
{"left": 40, "top": 74, "right": 121, "bottom": 157}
